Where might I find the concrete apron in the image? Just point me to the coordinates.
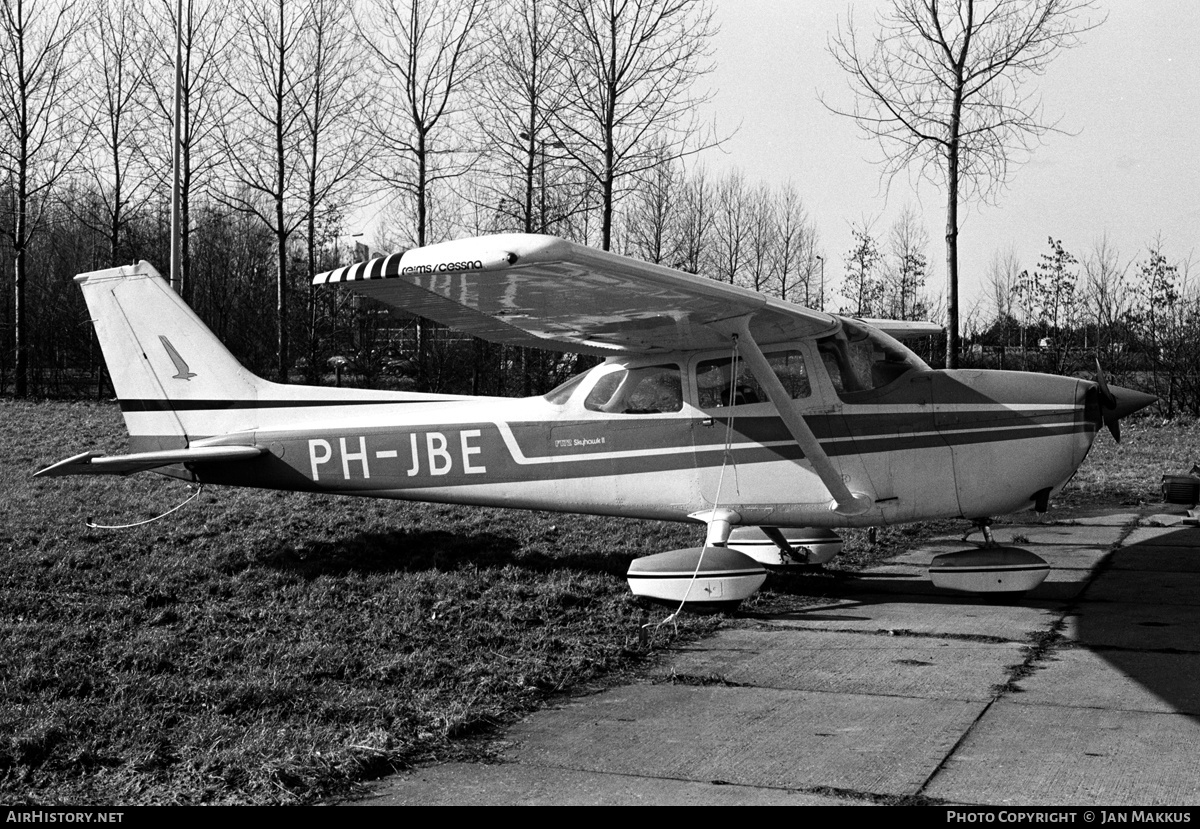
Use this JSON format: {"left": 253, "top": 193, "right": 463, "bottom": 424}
{"left": 353, "top": 512, "right": 1200, "bottom": 806}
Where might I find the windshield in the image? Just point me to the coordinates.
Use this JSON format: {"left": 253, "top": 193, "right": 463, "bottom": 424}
{"left": 543, "top": 371, "right": 590, "bottom": 405}
{"left": 818, "top": 318, "right": 929, "bottom": 401}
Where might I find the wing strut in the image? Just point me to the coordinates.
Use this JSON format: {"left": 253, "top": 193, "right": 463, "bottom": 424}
{"left": 731, "top": 317, "right": 872, "bottom": 517}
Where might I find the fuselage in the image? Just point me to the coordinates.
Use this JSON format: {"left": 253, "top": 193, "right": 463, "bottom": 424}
{"left": 186, "top": 323, "right": 1100, "bottom": 529}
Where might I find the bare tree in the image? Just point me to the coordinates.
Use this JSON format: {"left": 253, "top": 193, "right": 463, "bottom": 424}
{"left": 139, "top": 0, "right": 234, "bottom": 302}
{"left": 771, "top": 183, "right": 820, "bottom": 307}
{"left": 983, "top": 244, "right": 1021, "bottom": 362}
{"left": 219, "top": 0, "right": 314, "bottom": 382}
{"left": 841, "top": 221, "right": 884, "bottom": 317}
{"left": 1081, "top": 234, "right": 1133, "bottom": 370}
{"left": 883, "top": 205, "right": 929, "bottom": 320}
{"left": 674, "top": 164, "right": 713, "bottom": 274}
{"left": 620, "top": 146, "right": 680, "bottom": 264}
{"left": 743, "top": 182, "right": 775, "bottom": 294}
{"left": 81, "top": 0, "right": 148, "bottom": 267}
{"left": 0, "top": 0, "right": 87, "bottom": 397}
{"left": 1132, "top": 238, "right": 1182, "bottom": 416}
{"left": 472, "top": 0, "right": 571, "bottom": 235}
{"left": 298, "top": 0, "right": 371, "bottom": 377}
{"left": 827, "top": 0, "right": 1102, "bottom": 368}
{"left": 1016, "top": 236, "right": 1080, "bottom": 374}
{"left": 986, "top": 246, "right": 1021, "bottom": 326}
{"left": 358, "top": 0, "right": 487, "bottom": 248}
{"left": 710, "top": 169, "right": 746, "bottom": 285}
{"left": 552, "top": 0, "right": 718, "bottom": 251}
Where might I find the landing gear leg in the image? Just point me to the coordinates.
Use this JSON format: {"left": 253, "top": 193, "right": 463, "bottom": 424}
{"left": 762, "top": 526, "right": 807, "bottom": 564}
{"left": 702, "top": 509, "right": 739, "bottom": 548}
{"left": 962, "top": 518, "right": 995, "bottom": 546}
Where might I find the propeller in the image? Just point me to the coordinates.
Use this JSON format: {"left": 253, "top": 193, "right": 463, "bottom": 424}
{"left": 1095, "top": 359, "right": 1120, "bottom": 442}
{"left": 1094, "top": 359, "right": 1157, "bottom": 443}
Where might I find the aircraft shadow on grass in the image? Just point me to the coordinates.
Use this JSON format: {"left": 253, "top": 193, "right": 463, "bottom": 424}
{"left": 234, "top": 527, "right": 633, "bottom": 580}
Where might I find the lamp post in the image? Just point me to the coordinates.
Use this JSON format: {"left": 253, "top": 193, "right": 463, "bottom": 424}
{"left": 169, "top": 0, "right": 185, "bottom": 295}
{"left": 519, "top": 131, "right": 565, "bottom": 233}
{"left": 814, "top": 254, "right": 825, "bottom": 311}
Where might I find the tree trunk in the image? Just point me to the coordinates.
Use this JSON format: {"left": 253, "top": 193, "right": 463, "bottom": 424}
{"left": 601, "top": 10, "right": 616, "bottom": 251}
{"left": 274, "top": 0, "right": 289, "bottom": 384}
{"left": 945, "top": 68, "right": 963, "bottom": 369}
{"left": 945, "top": 162, "right": 960, "bottom": 370}
{"left": 14, "top": 143, "right": 28, "bottom": 398}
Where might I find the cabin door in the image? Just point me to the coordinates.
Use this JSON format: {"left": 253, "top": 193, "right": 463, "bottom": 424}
{"left": 691, "top": 346, "right": 835, "bottom": 511}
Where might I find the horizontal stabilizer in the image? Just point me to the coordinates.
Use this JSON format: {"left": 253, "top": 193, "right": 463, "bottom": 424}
{"left": 35, "top": 445, "right": 265, "bottom": 478}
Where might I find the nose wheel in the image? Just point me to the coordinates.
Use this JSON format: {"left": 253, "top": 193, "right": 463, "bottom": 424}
{"left": 937, "top": 517, "right": 1048, "bottom": 593}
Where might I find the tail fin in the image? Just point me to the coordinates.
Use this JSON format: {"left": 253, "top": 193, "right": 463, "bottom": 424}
{"left": 80, "top": 261, "right": 267, "bottom": 450}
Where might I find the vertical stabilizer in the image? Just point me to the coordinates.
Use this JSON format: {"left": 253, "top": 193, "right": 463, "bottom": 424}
{"left": 79, "top": 261, "right": 265, "bottom": 450}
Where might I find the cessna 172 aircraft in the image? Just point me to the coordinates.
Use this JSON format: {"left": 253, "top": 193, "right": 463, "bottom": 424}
{"left": 36, "top": 233, "right": 1154, "bottom": 604}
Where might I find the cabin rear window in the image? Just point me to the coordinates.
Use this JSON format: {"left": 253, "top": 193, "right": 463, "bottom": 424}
{"left": 695, "top": 350, "right": 811, "bottom": 408}
{"left": 583, "top": 365, "right": 683, "bottom": 414}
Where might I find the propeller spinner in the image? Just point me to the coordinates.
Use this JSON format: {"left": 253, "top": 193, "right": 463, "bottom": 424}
{"left": 1094, "top": 359, "right": 1157, "bottom": 442}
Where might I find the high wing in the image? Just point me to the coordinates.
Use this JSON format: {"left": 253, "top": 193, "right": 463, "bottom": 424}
{"left": 859, "top": 318, "right": 943, "bottom": 340}
{"left": 313, "top": 234, "right": 840, "bottom": 355}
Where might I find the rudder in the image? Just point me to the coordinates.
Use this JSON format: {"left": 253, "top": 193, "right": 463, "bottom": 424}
{"left": 79, "top": 261, "right": 266, "bottom": 450}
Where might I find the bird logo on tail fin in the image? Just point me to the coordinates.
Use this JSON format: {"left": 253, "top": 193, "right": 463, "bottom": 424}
{"left": 159, "top": 336, "right": 196, "bottom": 380}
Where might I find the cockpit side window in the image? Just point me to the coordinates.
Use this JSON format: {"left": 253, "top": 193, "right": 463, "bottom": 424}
{"left": 817, "top": 318, "right": 929, "bottom": 401}
{"left": 696, "top": 350, "right": 810, "bottom": 408}
{"left": 583, "top": 364, "right": 683, "bottom": 414}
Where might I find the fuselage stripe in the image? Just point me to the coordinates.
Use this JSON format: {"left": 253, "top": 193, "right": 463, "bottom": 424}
{"left": 119, "top": 398, "right": 459, "bottom": 412}
{"left": 629, "top": 570, "right": 766, "bottom": 579}
{"left": 495, "top": 419, "right": 1090, "bottom": 466}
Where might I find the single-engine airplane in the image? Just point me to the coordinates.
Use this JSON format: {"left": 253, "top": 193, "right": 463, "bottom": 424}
{"left": 36, "top": 233, "right": 1154, "bottom": 605}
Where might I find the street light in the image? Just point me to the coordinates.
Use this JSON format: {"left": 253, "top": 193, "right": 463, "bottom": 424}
{"left": 814, "top": 254, "right": 825, "bottom": 311}
{"left": 519, "top": 131, "right": 565, "bottom": 233}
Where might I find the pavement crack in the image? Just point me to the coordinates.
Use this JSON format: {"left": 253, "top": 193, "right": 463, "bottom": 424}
{"left": 806, "top": 785, "right": 951, "bottom": 806}
{"left": 873, "top": 627, "right": 1013, "bottom": 645}
{"left": 992, "top": 619, "right": 1068, "bottom": 694}
{"left": 656, "top": 671, "right": 753, "bottom": 688}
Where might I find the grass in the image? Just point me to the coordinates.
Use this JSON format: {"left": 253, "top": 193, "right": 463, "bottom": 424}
{"left": 0, "top": 400, "right": 1185, "bottom": 804}
{"left": 1053, "top": 416, "right": 1200, "bottom": 512}
{"left": 1, "top": 400, "right": 719, "bottom": 805}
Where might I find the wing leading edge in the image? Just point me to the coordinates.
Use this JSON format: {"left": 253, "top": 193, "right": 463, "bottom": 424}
{"left": 313, "top": 234, "right": 840, "bottom": 355}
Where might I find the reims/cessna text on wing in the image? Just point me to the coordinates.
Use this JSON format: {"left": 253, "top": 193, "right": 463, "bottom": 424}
{"left": 36, "top": 234, "right": 1154, "bottom": 606}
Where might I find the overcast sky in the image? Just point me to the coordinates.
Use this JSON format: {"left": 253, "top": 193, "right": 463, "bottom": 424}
{"left": 695, "top": 1, "right": 1199, "bottom": 317}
